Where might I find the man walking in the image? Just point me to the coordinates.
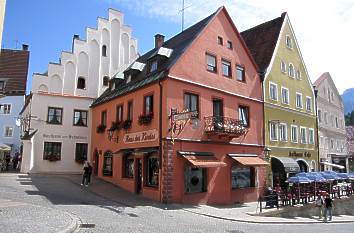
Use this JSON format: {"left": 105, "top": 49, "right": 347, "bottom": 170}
{"left": 323, "top": 194, "right": 334, "bottom": 222}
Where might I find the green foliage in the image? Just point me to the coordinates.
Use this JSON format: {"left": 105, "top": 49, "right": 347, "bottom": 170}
{"left": 345, "top": 110, "right": 354, "bottom": 126}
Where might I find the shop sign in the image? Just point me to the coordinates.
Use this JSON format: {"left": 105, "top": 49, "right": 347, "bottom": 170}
{"left": 42, "top": 134, "right": 88, "bottom": 140}
{"left": 288, "top": 151, "right": 311, "bottom": 158}
{"left": 123, "top": 129, "right": 158, "bottom": 144}
{"left": 172, "top": 110, "right": 198, "bottom": 121}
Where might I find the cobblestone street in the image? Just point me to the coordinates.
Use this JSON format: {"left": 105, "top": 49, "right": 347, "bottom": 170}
{"left": 0, "top": 173, "right": 353, "bottom": 233}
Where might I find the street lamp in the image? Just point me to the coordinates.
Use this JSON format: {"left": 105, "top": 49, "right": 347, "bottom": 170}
{"left": 264, "top": 147, "right": 271, "bottom": 161}
{"left": 264, "top": 147, "right": 272, "bottom": 188}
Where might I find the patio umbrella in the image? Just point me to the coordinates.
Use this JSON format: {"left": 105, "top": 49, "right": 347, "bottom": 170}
{"left": 286, "top": 176, "right": 312, "bottom": 201}
{"left": 0, "top": 143, "right": 11, "bottom": 151}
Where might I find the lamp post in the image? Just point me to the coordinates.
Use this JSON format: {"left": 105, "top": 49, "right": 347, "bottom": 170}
{"left": 264, "top": 147, "right": 272, "bottom": 188}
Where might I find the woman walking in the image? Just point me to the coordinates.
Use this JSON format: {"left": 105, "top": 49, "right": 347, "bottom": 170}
{"left": 81, "top": 161, "right": 90, "bottom": 187}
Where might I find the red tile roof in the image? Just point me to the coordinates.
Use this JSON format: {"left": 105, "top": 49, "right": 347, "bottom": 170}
{"left": 240, "top": 13, "right": 286, "bottom": 72}
{"left": 0, "top": 49, "right": 30, "bottom": 95}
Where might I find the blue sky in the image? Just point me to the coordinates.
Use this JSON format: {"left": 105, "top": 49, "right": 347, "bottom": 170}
{"left": 3, "top": 0, "right": 354, "bottom": 94}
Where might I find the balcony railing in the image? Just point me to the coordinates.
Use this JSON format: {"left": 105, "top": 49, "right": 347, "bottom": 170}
{"left": 204, "top": 116, "right": 247, "bottom": 138}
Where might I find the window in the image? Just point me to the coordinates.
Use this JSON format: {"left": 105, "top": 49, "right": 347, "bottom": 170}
{"left": 77, "top": 77, "right": 86, "bottom": 89}
{"left": 127, "top": 101, "right": 133, "bottom": 120}
{"left": 75, "top": 143, "right": 88, "bottom": 163}
{"left": 47, "top": 107, "right": 63, "bottom": 124}
{"left": 150, "top": 60, "right": 158, "bottom": 73}
{"left": 269, "top": 122, "right": 278, "bottom": 141}
{"left": 239, "top": 106, "right": 249, "bottom": 127}
{"left": 296, "top": 93, "right": 303, "bottom": 108}
{"left": 306, "top": 97, "right": 312, "bottom": 112}
{"left": 330, "top": 139, "right": 334, "bottom": 149}
{"left": 288, "top": 63, "right": 294, "bottom": 77}
{"left": 279, "top": 123, "right": 287, "bottom": 141}
{"left": 236, "top": 65, "right": 245, "bottom": 82}
{"left": 144, "top": 95, "right": 153, "bottom": 115}
{"left": 185, "top": 166, "right": 206, "bottom": 193}
{"left": 281, "top": 87, "right": 289, "bottom": 104}
{"left": 213, "top": 99, "right": 223, "bottom": 117}
{"left": 269, "top": 83, "right": 278, "bottom": 101}
{"left": 296, "top": 70, "right": 301, "bottom": 80}
{"left": 101, "top": 110, "right": 107, "bottom": 127}
{"left": 103, "top": 151, "right": 113, "bottom": 176}
{"left": 217, "top": 36, "right": 223, "bottom": 45}
{"left": 222, "top": 59, "right": 231, "bottom": 77}
{"left": 103, "top": 76, "right": 109, "bottom": 86}
{"left": 227, "top": 41, "right": 233, "bottom": 49}
{"left": 206, "top": 53, "right": 217, "bottom": 72}
{"left": 146, "top": 154, "right": 159, "bottom": 187}
{"left": 184, "top": 93, "right": 199, "bottom": 114}
{"left": 291, "top": 125, "right": 298, "bottom": 143}
{"left": 0, "top": 80, "right": 5, "bottom": 90}
{"left": 324, "top": 112, "right": 328, "bottom": 124}
{"left": 335, "top": 117, "right": 339, "bottom": 128}
{"left": 286, "top": 35, "right": 292, "bottom": 48}
{"left": 4, "top": 126, "right": 13, "bottom": 137}
{"left": 0, "top": 104, "right": 11, "bottom": 114}
{"left": 280, "top": 60, "right": 286, "bottom": 73}
{"left": 116, "top": 105, "right": 123, "bottom": 122}
{"left": 331, "top": 92, "right": 334, "bottom": 101}
{"left": 318, "top": 109, "right": 322, "bottom": 123}
{"left": 231, "top": 166, "right": 255, "bottom": 189}
{"left": 73, "top": 110, "right": 88, "bottom": 126}
{"left": 43, "top": 142, "right": 61, "bottom": 161}
{"left": 327, "top": 89, "right": 331, "bottom": 102}
{"left": 300, "top": 127, "right": 307, "bottom": 144}
{"left": 308, "top": 128, "right": 314, "bottom": 144}
{"left": 123, "top": 154, "right": 134, "bottom": 178}
{"left": 102, "top": 45, "right": 107, "bottom": 57}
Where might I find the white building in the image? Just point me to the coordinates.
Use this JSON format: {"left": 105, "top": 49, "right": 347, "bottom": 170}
{"left": 20, "top": 8, "right": 138, "bottom": 173}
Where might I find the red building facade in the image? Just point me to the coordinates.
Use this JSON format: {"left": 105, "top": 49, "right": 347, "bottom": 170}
{"left": 90, "top": 7, "right": 267, "bottom": 204}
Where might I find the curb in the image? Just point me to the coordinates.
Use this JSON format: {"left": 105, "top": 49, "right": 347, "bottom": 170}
{"left": 182, "top": 209, "right": 354, "bottom": 224}
{"left": 58, "top": 211, "right": 80, "bottom": 233}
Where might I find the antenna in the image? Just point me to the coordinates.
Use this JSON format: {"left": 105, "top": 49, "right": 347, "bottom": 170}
{"left": 180, "top": 0, "right": 192, "bottom": 32}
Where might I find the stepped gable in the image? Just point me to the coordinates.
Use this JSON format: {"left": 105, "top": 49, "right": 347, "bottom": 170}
{"left": 240, "top": 13, "right": 285, "bottom": 72}
{"left": 0, "top": 48, "right": 30, "bottom": 95}
{"left": 91, "top": 8, "right": 219, "bottom": 107}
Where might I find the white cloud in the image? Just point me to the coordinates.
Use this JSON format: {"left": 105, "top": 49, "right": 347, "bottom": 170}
{"left": 115, "top": 0, "right": 354, "bottom": 94}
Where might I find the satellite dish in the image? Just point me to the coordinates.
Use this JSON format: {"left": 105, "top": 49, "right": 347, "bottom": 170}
{"left": 191, "top": 118, "right": 201, "bottom": 130}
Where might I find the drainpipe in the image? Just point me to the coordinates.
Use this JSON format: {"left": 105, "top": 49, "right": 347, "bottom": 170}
{"left": 314, "top": 88, "right": 320, "bottom": 171}
{"left": 158, "top": 79, "right": 163, "bottom": 203}
{"left": 259, "top": 70, "right": 268, "bottom": 191}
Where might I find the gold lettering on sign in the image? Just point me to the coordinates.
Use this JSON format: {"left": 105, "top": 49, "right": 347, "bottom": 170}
{"left": 123, "top": 129, "right": 158, "bottom": 144}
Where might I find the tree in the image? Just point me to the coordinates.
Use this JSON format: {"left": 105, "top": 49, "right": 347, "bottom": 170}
{"left": 345, "top": 110, "right": 354, "bottom": 126}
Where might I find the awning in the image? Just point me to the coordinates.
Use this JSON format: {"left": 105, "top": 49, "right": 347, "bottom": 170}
{"left": 272, "top": 156, "right": 300, "bottom": 173}
{"left": 114, "top": 147, "right": 159, "bottom": 155}
{"left": 320, "top": 162, "right": 345, "bottom": 169}
{"left": 0, "top": 143, "right": 11, "bottom": 151}
{"left": 230, "top": 156, "right": 269, "bottom": 166}
{"left": 178, "top": 151, "right": 226, "bottom": 168}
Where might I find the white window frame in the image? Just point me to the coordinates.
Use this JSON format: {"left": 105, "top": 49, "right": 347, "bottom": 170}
{"left": 281, "top": 87, "right": 289, "bottom": 105}
{"left": 0, "top": 103, "right": 11, "bottom": 115}
{"left": 296, "top": 69, "right": 302, "bottom": 80}
{"left": 305, "top": 96, "right": 312, "bottom": 112}
{"left": 288, "top": 63, "right": 295, "bottom": 78}
{"left": 280, "top": 60, "right": 286, "bottom": 73}
{"left": 295, "top": 92, "right": 303, "bottom": 109}
{"left": 285, "top": 35, "right": 293, "bottom": 49}
{"left": 269, "top": 82, "right": 278, "bottom": 101}
{"left": 300, "top": 127, "right": 307, "bottom": 144}
{"left": 291, "top": 125, "right": 298, "bottom": 143}
{"left": 269, "top": 122, "right": 278, "bottom": 141}
{"left": 308, "top": 128, "right": 314, "bottom": 144}
{"left": 279, "top": 123, "right": 288, "bottom": 142}
{"left": 3, "top": 126, "right": 14, "bottom": 138}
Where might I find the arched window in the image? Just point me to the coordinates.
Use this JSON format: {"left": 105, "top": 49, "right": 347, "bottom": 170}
{"left": 103, "top": 76, "right": 109, "bottom": 86}
{"left": 77, "top": 77, "right": 86, "bottom": 89}
{"left": 102, "top": 45, "right": 107, "bottom": 57}
{"left": 146, "top": 153, "right": 159, "bottom": 187}
{"left": 103, "top": 151, "right": 113, "bottom": 176}
{"left": 286, "top": 35, "right": 292, "bottom": 49}
{"left": 288, "top": 64, "right": 294, "bottom": 78}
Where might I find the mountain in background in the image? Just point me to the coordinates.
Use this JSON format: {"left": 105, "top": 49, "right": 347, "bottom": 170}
{"left": 342, "top": 88, "right": 354, "bottom": 114}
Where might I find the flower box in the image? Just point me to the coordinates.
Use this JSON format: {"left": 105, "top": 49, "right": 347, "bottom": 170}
{"left": 109, "top": 121, "right": 121, "bottom": 131}
{"left": 122, "top": 120, "right": 132, "bottom": 130}
{"left": 138, "top": 112, "right": 153, "bottom": 125}
{"left": 96, "top": 124, "right": 106, "bottom": 133}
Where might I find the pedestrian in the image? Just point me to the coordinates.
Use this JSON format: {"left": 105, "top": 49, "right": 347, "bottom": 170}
{"left": 5, "top": 153, "right": 10, "bottom": 171}
{"left": 16, "top": 154, "right": 22, "bottom": 170}
{"left": 315, "top": 193, "right": 324, "bottom": 219}
{"left": 81, "top": 161, "right": 90, "bottom": 187}
{"left": 12, "top": 154, "right": 18, "bottom": 169}
{"left": 87, "top": 162, "right": 92, "bottom": 185}
{"left": 323, "top": 194, "right": 334, "bottom": 222}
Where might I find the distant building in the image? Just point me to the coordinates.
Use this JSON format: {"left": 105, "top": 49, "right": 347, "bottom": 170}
{"left": 241, "top": 12, "right": 317, "bottom": 187}
{"left": 345, "top": 126, "right": 354, "bottom": 172}
{"left": 0, "top": 0, "right": 6, "bottom": 50}
{"left": 0, "top": 45, "right": 30, "bottom": 157}
{"left": 314, "top": 72, "right": 348, "bottom": 172}
{"left": 20, "top": 9, "right": 138, "bottom": 173}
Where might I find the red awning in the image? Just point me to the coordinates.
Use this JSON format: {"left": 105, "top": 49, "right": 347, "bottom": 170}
{"left": 178, "top": 151, "right": 226, "bottom": 168}
{"left": 231, "top": 156, "right": 269, "bottom": 166}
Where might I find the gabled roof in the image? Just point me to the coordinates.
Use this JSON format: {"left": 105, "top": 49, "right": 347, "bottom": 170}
{"left": 91, "top": 8, "right": 219, "bottom": 107}
{"left": 314, "top": 72, "right": 341, "bottom": 98}
{"left": 240, "top": 13, "right": 286, "bottom": 73}
{"left": 313, "top": 72, "right": 330, "bottom": 87}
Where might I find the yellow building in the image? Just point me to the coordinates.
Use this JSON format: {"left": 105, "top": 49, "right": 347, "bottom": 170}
{"left": 242, "top": 12, "right": 318, "bottom": 187}
{"left": 0, "top": 0, "right": 6, "bottom": 51}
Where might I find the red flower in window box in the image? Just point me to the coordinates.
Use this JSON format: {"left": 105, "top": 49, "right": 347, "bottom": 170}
{"left": 96, "top": 124, "right": 106, "bottom": 133}
{"left": 138, "top": 112, "right": 154, "bottom": 125}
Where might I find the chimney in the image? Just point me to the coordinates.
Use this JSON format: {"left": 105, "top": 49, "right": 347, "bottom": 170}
{"left": 72, "top": 34, "right": 79, "bottom": 52}
{"left": 154, "top": 34, "right": 165, "bottom": 49}
{"left": 22, "top": 44, "right": 29, "bottom": 51}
